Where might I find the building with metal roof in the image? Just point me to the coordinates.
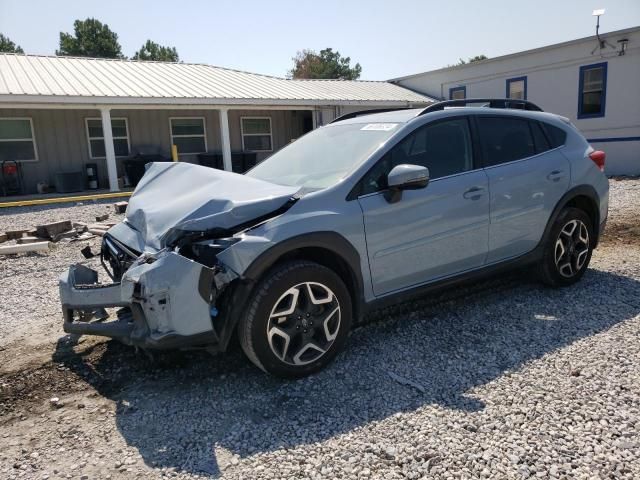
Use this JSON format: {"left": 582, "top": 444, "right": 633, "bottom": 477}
{"left": 0, "top": 54, "right": 433, "bottom": 194}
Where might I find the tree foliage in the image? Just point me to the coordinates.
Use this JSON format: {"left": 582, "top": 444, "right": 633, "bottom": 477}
{"left": 456, "top": 54, "right": 488, "bottom": 65}
{"left": 0, "top": 34, "right": 24, "bottom": 53}
{"left": 132, "top": 40, "right": 179, "bottom": 62}
{"left": 289, "top": 48, "right": 362, "bottom": 80}
{"left": 57, "top": 18, "right": 124, "bottom": 58}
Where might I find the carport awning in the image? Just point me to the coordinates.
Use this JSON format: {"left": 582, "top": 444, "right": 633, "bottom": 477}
{"left": 0, "top": 54, "right": 434, "bottom": 107}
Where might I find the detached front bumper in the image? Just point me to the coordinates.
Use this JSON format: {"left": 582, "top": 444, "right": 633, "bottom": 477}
{"left": 60, "top": 264, "right": 143, "bottom": 343}
{"left": 59, "top": 248, "right": 237, "bottom": 349}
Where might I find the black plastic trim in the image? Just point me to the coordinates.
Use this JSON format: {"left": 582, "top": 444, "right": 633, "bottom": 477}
{"left": 216, "top": 232, "right": 366, "bottom": 336}
{"left": 363, "top": 247, "right": 542, "bottom": 313}
{"left": 243, "top": 232, "right": 364, "bottom": 295}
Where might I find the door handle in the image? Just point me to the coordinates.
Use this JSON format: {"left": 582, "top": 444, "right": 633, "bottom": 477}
{"left": 463, "top": 186, "right": 485, "bottom": 200}
{"left": 547, "top": 170, "right": 565, "bottom": 182}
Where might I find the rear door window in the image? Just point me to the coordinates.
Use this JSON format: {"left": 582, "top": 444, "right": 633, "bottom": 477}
{"left": 476, "top": 116, "right": 536, "bottom": 167}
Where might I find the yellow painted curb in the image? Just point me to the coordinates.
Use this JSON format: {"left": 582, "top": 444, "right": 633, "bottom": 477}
{"left": 0, "top": 191, "right": 132, "bottom": 208}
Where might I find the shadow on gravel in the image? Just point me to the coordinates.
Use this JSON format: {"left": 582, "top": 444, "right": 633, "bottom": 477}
{"left": 52, "top": 268, "right": 640, "bottom": 477}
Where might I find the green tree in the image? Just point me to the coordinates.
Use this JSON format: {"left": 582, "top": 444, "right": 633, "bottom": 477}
{"left": 289, "top": 48, "right": 362, "bottom": 80}
{"left": 132, "top": 40, "right": 179, "bottom": 62}
{"left": 57, "top": 18, "right": 124, "bottom": 58}
{"left": 456, "top": 54, "right": 488, "bottom": 65}
{"left": 0, "top": 34, "right": 24, "bottom": 53}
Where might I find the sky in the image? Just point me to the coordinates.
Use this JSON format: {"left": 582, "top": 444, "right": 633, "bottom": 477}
{"left": 1, "top": 0, "right": 639, "bottom": 80}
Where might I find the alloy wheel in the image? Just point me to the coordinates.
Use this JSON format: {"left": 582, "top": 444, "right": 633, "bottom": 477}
{"left": 554, "top": 219, "right": 590, "bottom": 278}
{"left": 266, "top": 282, "right": 341, "bottom": 366}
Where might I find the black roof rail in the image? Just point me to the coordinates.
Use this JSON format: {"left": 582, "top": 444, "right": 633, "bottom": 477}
{"left": 329, "top": 107, "right": 411, "bottom": 124}
{"left": 418, "top": 98, "right": 543, "bottom": 116}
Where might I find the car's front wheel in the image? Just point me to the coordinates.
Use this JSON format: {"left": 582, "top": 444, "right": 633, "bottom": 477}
{"left": 238, "top": 260, "right": 352, "bottom": 377}
{"left": 538, "top": 207, "right": 594, "bottom": 287}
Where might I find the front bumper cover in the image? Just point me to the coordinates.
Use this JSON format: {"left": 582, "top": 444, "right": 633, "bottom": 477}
{"left": 59, "top": 249, "right": 238, "bottom": 349}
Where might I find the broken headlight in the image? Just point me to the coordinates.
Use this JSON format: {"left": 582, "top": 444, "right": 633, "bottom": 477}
{"left": 179, "top": 237, "right": 240, "bottom": 268}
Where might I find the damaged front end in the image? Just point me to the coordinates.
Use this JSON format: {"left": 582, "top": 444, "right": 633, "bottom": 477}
{"left": 60, "top": 234, "right": 239, "bottom": 350}
{"left": 59, "top": 162, "right": 300, "bottom": 351}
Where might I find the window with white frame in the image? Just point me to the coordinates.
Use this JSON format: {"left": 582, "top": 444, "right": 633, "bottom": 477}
{"left": 0, "top": 118, "right": 37, "bottom": 161}
{"left": 86, "top": 118, "right": 130, "bottom": 159}
{"left": 241, "top": 117, "right": 272, "bottom": 152}
{"left": 170, "top": 117, "right": 207, "bottom": 154}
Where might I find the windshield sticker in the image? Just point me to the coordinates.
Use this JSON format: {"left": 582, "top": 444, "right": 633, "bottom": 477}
{"left": 360, "top": 123, "right": 398, "bottom": 131}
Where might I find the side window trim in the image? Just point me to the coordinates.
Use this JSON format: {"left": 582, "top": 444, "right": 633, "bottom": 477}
{"left": 350, "top": 115, "right": 476, "bottom": 199}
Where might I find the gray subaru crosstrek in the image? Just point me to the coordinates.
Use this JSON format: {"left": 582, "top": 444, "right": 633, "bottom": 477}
{"left": 59, "top": 99, "right": 609, "bottom": 377}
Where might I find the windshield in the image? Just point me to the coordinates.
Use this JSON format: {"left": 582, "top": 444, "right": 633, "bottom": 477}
{"left": 246, "top": 122, "right": 400, "bottom": 189}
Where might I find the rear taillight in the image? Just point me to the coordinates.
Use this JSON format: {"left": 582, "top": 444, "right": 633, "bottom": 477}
{"left": 589, "top": 150, "right": 606, "bottom": 172}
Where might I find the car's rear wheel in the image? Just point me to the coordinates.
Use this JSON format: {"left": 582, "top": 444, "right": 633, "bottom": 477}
{"left": 238, "top": 260, "right": 352, "bottom": 378}
{"left": 538, "top": 207, "right": 594, "bottom": 287}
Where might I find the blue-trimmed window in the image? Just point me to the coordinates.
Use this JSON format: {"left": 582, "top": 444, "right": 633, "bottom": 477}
{"left": 449, "top": 86, "right": 466, "bottom": 100}
{"left": 506, "top": 76, "right": 527, "bottom": 100}
{"left": 578, "top": 62, "right": 607, "bottom": 118}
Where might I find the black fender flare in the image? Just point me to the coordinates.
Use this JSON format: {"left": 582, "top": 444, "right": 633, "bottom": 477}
{"left": 218, "top": 232, "right": 365, "bottom": 350}
{"left": 540, "top": 185, "right": 601, "bottom": 249}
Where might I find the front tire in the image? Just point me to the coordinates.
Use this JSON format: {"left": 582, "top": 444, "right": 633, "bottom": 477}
{"left": 238, "top": 260, "right": 352, "bottom": 378}
{"left": 538, "top": 207, "right": 594, "bottom": 287}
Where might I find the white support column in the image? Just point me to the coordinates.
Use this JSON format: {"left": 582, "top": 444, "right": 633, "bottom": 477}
{"left": 219, "top": 108, "right": 232, "bottom": 172}
{"left": 100, "top": 107, "right": 119, "bottom": 191}
{"left": 311, "top": 108, "right": 318, "bottom": 130}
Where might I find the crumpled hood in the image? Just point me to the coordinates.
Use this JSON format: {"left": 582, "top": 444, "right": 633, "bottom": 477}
{"left": 123, "top": 162, "right": 300, "bottom": 249}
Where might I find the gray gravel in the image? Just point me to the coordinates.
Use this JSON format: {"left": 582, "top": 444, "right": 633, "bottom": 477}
{"left": 1, "top": 181, "right": 639, "bottom": 479}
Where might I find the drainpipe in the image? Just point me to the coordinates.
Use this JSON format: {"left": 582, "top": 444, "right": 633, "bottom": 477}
{"left": 100, "top": 107, "right": 119, "bottom": 192}
{"left": 219, "top": 108, "right": 232, "bottom": 172}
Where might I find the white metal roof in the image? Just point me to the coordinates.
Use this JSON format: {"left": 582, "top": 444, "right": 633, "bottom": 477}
{"left": 0, "top": 54, "right": 433, "bottom": 107}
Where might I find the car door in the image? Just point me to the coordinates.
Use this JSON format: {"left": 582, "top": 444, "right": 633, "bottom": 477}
{"left": 356, "top": 116, "right": 490, "bottom": 297}
{"left": 476, "top": 115, "right": 571, "bottom": 263}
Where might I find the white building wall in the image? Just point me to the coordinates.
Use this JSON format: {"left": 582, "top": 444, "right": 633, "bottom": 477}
{"left": 393, "top": 27, "right": 640, "bottom": 175}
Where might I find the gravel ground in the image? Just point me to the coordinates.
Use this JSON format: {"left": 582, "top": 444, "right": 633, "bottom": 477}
{"left": 1, "top": 180, "right": 639, "bottom": 479}
{"left": 0, "top": 199, "right": 123, "bottom": 350}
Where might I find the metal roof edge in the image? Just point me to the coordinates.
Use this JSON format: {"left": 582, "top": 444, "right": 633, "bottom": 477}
{"left": 0, "top": 94, "right": 431, "bottom": 108}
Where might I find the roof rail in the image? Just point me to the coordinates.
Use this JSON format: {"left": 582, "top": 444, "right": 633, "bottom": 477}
{"left": 329, "top": 107, "right": 411, "bottom": 124}
{"left": 418, "top": 98, "right": 543, "bottom": 116}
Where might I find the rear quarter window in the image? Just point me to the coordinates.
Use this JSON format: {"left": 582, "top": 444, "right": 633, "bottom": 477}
{"left": 540, "top": 122, "right": 567, "bottom": 148}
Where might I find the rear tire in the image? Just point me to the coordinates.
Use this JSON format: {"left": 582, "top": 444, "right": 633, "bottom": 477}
{"left": 538, "top": 207, "right": 594, "bottom": 287}
{"left": 238, "top": 260, "right": 352, "bottom": 378}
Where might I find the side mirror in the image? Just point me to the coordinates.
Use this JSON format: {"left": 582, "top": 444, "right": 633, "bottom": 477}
{"left": 385, "top": 164, "right": 430, "bottom": 203}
